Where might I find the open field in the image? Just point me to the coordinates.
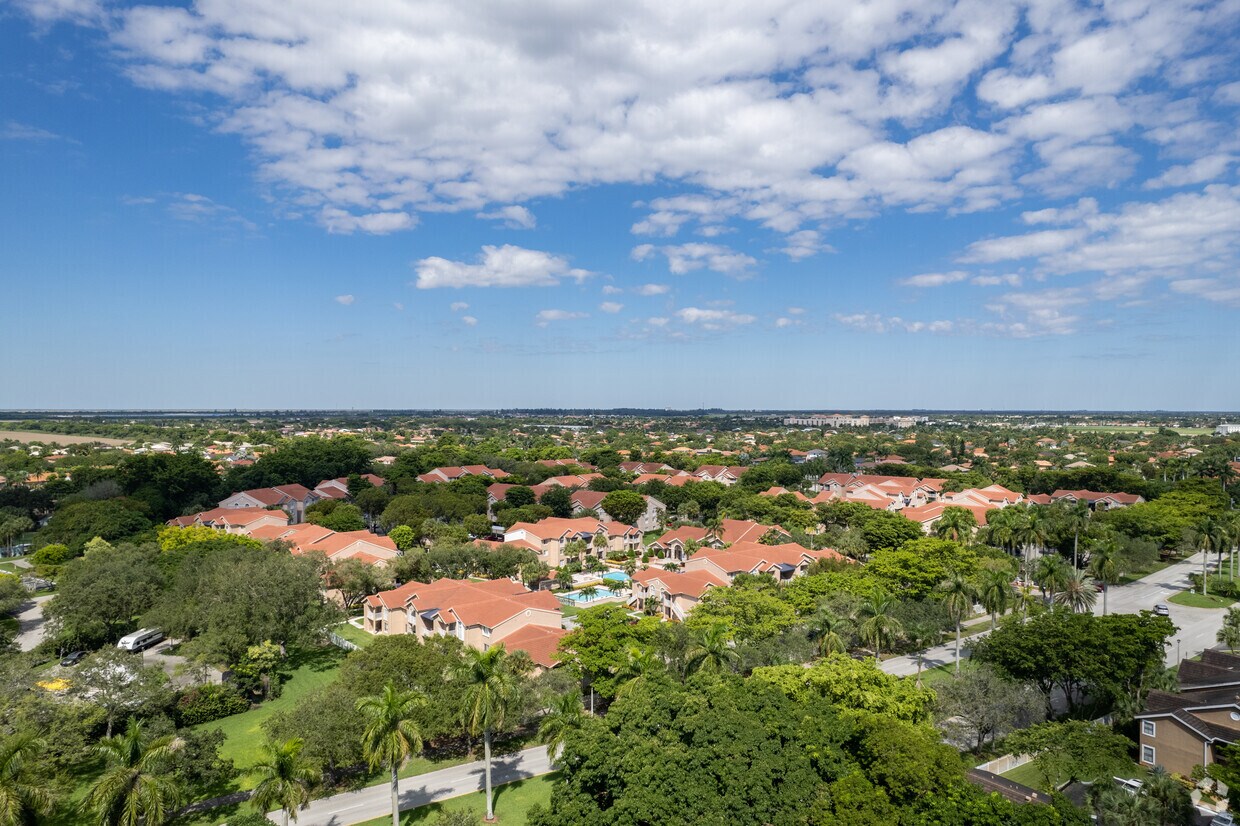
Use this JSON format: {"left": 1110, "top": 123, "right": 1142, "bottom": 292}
{"left": 0, "top": 429, "right": 132, "bottom": 446}
{"left": 352, "top": 774, "right": 558, "bottom": 826}
{"left": 1067, "top": 425, "right": 1215, "bottom": 436}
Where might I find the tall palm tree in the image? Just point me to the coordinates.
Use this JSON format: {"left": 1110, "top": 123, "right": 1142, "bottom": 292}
{"left": 1059, "top": 500, "right": 1091, "bottom": 569}
{"left": 933, "top": 507, "right": 976, "bottom": 543}
{"left": 984, "top": 507, "right": 1017, "bottom": 555}
{"left": 1054, "top": 570, "right": 1098, "bottom": 614}
{"left": 1032, "top": 555, "right": 1071, "bottom": 606}
{"left": 1014, "top": 506, "right": 1049, "bottom": 583}
{"left": 1086, "top": 540, "right": 1121, "bottom": 615}
{"left": 904, "top": 622, "right": 937, "bottom": 687}
{"left": 1197, "top": 517, "right": 1230, "bottom": 595}
{"left": 0, "top": 733, "right": 55, "bottom": 826}
{"left": 705, "top": 511, "right": 727, "bottom": 543}
{"left": 978, "top": 568, "right": 1013, "bottom": 629}
{"left": 81, "top": 720, "right": 183, "bottom": 826}
{"left": 537, "top": 691, "right": 587, "bottom": 765}
{"left": 357, "top": 683, "right": 425, "bottom": 826}
{"left": 578, "top": 584, "right": 600, "bottom": 604}
{"left": 938, "top": 573, "right": 976, "bottom": 674}
{"left": 251, "top": 738, "right": 320, "bottom": 826}
{"left": 454, "top": 645, "right": 523, "bottom": 823}
{"left": 857, "top": 590, "right": 904, "bottom": 662}
{"left": 685, "top": 622, "right": 739, "bottom": 675}
{"left": 806, "top": 605, "right": 852, "bottom": 657}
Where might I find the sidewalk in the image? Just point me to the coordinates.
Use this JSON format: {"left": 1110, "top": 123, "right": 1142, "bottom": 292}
{"left": 275, "top": 746, "right": 552, "bottom": 825}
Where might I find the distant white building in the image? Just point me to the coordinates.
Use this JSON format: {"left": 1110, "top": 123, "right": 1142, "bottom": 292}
{"left": 1217, "top": 424, "right": 1240, "bottom": 436}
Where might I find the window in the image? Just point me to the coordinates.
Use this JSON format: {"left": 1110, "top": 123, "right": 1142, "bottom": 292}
{"left": 482, "top": 626, "right": 492, "bottom": 637}
{"left": 1142, "top": 720, "right": 1156, "bottom": 737}
{"left": 1141, "top": 745, "right": 1156, "bottom": 765}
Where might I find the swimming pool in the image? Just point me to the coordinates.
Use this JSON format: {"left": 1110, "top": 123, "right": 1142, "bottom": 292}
{"left": 561, "top": 587, "right": 623, "bottom": 604}
{"left": 601, "top": 571, "right": 631, "bottom": 583}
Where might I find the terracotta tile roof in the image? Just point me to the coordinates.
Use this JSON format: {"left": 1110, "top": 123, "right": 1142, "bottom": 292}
{"left": 542, "top": 473, "right": 602, "bottom": 488}
{"left": 689, "top": 541, "right": 845, "bottom": 574}
{"left": 900, "top": 502, "right": 992, "bottom": 527}
{"left": 650, "top": 526, "right": 711, "bottom": 546}
{"left": 570, "top": 490, "right": 607, "bottom": 511}
{"left": 417, "top": 466, "right": 509, "bottom": 483}
{"left": 499, "top": 625, "right": 568, "bottom": 668}
{"left": 718, "top": 518, "right": 788, "bottom": 544}
{"left": 168, "top": 507, "right": 290, "bottom": 529}
{"left": 505, "top": 517, "right": 639, "bottom": 541}
{"left": 632, "top": 567, "right": 727, "bottom": 598}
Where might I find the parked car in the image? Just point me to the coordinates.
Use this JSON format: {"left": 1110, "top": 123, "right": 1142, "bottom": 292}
{"left": 59, "top": 651, "right": 87, "bottom": 666}
{"left": 1153, "top": 604, "right": 1171, "bottom": 616}
{"left": 1210, "top": 813, "right": 1234, "bottom": 826}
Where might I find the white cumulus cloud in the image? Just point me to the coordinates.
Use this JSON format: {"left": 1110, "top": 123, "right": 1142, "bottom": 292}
{"left": 414, "top": 245, "right": 591, "bottom": 289}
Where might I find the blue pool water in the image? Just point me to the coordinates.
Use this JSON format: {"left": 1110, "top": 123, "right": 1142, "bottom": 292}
{"left": 561, "top": 587, "right": 623, "bottom": 604}
{"left": 601, "top": 571, "right": 631, "bottom": 583}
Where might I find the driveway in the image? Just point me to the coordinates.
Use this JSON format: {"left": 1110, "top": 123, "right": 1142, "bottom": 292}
{"left": 142, "top": 640, "right": 223, "bottom": 687}
{"left": 282, "top": 746, "right": 552, "bottom": 826}
{"left": 14, "top": 594, "right": 53, "bottom": 652}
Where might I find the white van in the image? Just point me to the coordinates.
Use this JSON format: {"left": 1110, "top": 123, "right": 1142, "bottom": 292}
{"left": 116, "top": 628, "right": 164, "bottom": 652}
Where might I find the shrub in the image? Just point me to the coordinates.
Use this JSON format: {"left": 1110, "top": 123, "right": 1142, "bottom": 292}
{"left": 176, "top": 683, "right": 251, "bottom": 726}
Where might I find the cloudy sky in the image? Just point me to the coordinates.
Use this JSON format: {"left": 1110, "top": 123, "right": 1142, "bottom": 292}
{"left": 3, "top": 0, "right": 1239, "bottom": 410}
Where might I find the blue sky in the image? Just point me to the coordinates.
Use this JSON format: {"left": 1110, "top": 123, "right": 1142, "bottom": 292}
{"left": 3, "top": 0, "right": 1239, "bottom": 410}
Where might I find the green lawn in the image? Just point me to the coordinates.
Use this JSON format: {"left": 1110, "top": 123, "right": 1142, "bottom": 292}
{"left": 193, "top": 647, "right": 345, "bottom": 784}
{"left": 1001, "top": 760, "right": 1053, "bottom": 790}
{"left": 332, "top": 621, "right": 376, "bottom": 648}
{"left": 352, "top": 773, "right": 558, "bottom": 826}
{"left": 1170, "top": 590, "right": 1236, "bottom": 609}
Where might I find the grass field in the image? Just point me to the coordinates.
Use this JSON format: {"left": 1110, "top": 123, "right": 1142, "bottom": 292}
{"left": 352, "top": 774, "right": 558, "bottom": 826}
{"left": 194, "top": 647, "right": 345, "bottom": 784}
{"left": 332, "top": 621, "right": 375, "bottom": 648}
{"left": 1170, "top": 590, "right": 1236, "bottom": 609}
{"left": 0, "top": 429, "right": 132, "bottom": 446}
{"left": 1067, "top": 425, "right": 1215, "bottom": 436}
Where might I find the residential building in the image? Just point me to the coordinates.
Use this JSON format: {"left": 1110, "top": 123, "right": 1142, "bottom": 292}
{"left": 570, "top": 490, "right": 666, "bottom": 532}
{"left": 646, "top": 526, "right": 723, "bottom": 563}
{"left": 502, "top": 517, "right": 641, "bottom": 569}
{"left": 416, "top": 465, "right": 509, "bottom": 483}
{"left": 1135, "top": 650, "right": 1240, "bottom": 777}
{"left": 900, "top": 502, "right": 993, "bottom": 534}
{"left": 168, "top": 507, "right": 290, "bottom": 534}
{"left": 692, "top": 465, "right": 749, "bottom": 485}
{"left": 1048, "top": 489, "right": 1145, "bottom": 509}
{"left": 218, "top": 484, "right": 319, "bottom": 523}
{"left": 684, "top": 541, "right": 846, "bottom": 583}
{"left": 363, "top": 578, "right": 563, "bottom": 659}
{"left": 247, "top": 523, "right": 399, "bottom": 566}
{"left": 630, "top": 568, "right": 728, "bottom": 620}
{"left": 313, "top": 474, "right": 385, "bottom": 500}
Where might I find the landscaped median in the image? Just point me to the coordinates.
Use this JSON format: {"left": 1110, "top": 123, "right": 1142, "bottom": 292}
{"left": 351, "top": 774, "right": 559, "bottom": 826}
{"left": 1169, "top": 590, "right": 1236, "bottom": 609}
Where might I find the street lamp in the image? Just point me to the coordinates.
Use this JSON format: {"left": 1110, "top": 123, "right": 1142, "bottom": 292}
{"left": 1177, "top": 637, "right": 1182, "bottom": 664}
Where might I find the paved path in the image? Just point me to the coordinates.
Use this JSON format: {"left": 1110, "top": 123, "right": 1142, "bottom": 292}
{"left": 278, "top": 746, "right": 552, "bottom": 826}
{"left": 14, "top": 594, "right": 53, "bottom": 652}
{"left": 881, "top": 552, "right": 1225, "bottom": 677}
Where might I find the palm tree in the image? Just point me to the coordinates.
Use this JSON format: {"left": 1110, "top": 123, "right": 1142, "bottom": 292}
{"left": 0, "top": 733, "right": 55, "bottom": 826}
{"left": 685, "top": 622, "right": 739, "bottom": 675}
{"left": 1014, "top": 506, "right": 1049, "bottom": 583}
{"left": 705, "top": 509, "right": 728, "bottom": 543}
{"left": 984, "top": 507, "right": 1017, "bottom": 555}
{"left": 357, "top": 683, "right": 425, "bottom": 826}
{"left": 904, "top": 622, "right": 937, "bottom": 687}
{"left": 938, "top": 573, "right": 976, "bottom": 674}
{"left": 578, "top": 584, "right": 600, "bottom": 604}
{"left": 1218, "top": 607, "right": 1240, "bottom": 653}
{"left": 806, "top": 605, "right": 852, "bottom": 657}
{"left": 1197, "top": 517, "right": 1230, "bottom": 595}
{"left": 615, "top": 645, "right": 664, "bottom": 696}
{"left": 1059, "top": 500, "right": 1091, "bottom": 569}
{"left": 250, "top": 738, "right": 320, "bottom": 826}
{"left": 81, "top": 720, "right": 183, "bottom": 826}
{"left": 933, "top": 507, "right": 976, "bottom": 543}
{"left": 1054, "top": 570, "right": 1098, "bottom": 614}
{"left": 1086, "top": 540, "right": 1121, "bottom": 615}
{"left": 978, "top": 568, "right": 1013, "bottom": 629}
{"left": 591, "top": 532, "right": 609, "bottom": 561}
{"left": 857, "top": 590, "right": 904, "bottom": 662}
{"left": 455, "top": 645, "right": 523, "bottom": 823}
{"left": 537, "top": 691, "right": 587, "bottom": 765}
{"left": 1032, "top": 555, "right": 1071, "bottom": 606}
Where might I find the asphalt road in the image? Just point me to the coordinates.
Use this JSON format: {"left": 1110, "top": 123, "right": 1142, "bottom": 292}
{"left": 880, "top": 551, "right": 1226, "bottom": 677}
{"left": 14, "top": 594, "right": 53, "bottom": 652}
{"left": 279, "top": 745, "right": 552, "bottom": 826}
